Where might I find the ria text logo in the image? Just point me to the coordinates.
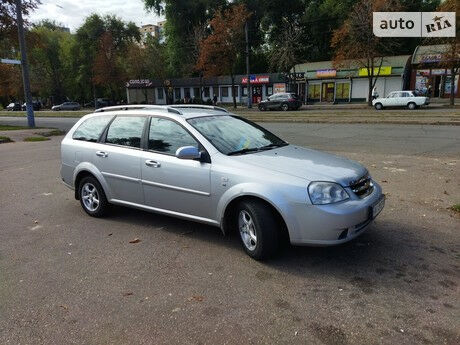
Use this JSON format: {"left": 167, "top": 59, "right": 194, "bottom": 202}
{"left": 373, "top": 12, "right": 456, "bottom": 37}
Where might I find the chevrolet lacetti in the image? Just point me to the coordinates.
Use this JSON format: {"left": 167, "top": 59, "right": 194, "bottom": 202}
{"left": 60, "top": 105, "right": 385, "bottom": 259}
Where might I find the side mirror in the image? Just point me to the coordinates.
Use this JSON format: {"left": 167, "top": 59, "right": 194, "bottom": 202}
{"left": 176, "top": 146, "right": 201, "bottom": 160}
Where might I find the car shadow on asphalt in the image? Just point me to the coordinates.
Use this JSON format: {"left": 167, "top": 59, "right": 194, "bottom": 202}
{"left": 106, "top": 205, "right": 436, "bottom": 279}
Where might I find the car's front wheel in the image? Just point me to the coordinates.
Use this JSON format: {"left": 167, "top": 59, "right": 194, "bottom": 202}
{"left": 236, "top": 200, "right": 279, "bottom": 260}
{"left": 407, "top": 102, "right": 416, "bottom": 110}
{"left": 281, "top": 103, "right": 289, "bottom": 111}
{"left": 79, "top": 176, "right": 108, "bottom": 217}
{"left": 374, "top": 103, "right": 383, "bottom": 110}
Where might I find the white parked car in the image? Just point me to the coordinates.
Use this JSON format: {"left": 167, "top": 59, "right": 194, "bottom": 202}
{"left": 373, "top": 91, "right": 429, "bottom": 110}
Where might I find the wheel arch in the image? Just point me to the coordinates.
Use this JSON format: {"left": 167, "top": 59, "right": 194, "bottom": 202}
{"left": 73, "top": 163, "right": 110, "bottom": 200}
{"left": 220, "top": 194, "right": 290, "bottom": 243}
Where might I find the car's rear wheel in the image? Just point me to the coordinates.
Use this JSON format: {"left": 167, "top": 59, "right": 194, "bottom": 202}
{"left": 407, "top": 102, "right": 416, "bottom": 110}
{"left": 236, "top": 200, "right": 279, "bottom": 260}
{"left": 281, "top": 103, "right": 289, "bottom": 111}
{"left": 79, "top": 176, "right": 108, "bottom": 217}
{"left": 374, "top": 103, "right": 383, "bottom": 110}
{"left": 258, "top": 104, "right": 266, "bottom": 111}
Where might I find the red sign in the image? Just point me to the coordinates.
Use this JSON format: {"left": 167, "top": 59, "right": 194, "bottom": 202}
{"left": 241, "top": 75, "right": 270, "bottom": 84}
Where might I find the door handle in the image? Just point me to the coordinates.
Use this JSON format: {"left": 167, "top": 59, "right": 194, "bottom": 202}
{"left": 96, "top": 151, "right": 108, "bottom": 158}
{"left": 145, "top": 160, "right": 161, "bottom": 168}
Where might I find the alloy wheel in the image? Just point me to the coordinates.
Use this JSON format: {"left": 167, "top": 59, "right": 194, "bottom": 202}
{"left": 238, "top": 210, "right": 257, "bottom": 251}
{"left": 81, "top": 182, "right": 100, "bottom": 212}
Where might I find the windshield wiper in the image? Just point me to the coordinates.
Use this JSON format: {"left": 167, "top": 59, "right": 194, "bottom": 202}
{"left": 259, "top": 142, "right": 288, "bottom": 150}
{"left": 227, "top": 142, "right": 288, "bottom": 156}
{"left": 227, "top": 147, "right": 263, "bottom": 156}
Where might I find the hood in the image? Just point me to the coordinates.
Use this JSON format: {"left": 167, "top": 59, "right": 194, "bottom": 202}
{"left": 235, "top": 145, "right": 367, "bottom": 186}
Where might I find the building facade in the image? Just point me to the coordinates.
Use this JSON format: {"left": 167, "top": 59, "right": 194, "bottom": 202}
{"left": 126, "top": 74, "right": 287, "bottom": 105}
{"left": 291, "top": 55, "right": 411, "bottom": 103}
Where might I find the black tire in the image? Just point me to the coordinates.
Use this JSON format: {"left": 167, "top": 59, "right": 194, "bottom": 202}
{"left": 374, "top": 103, "right": 383, "bottom": 110}
{"left": 78, "top": 176, "right": 109, "bottom": 217}
{"left": 236, "top": 200, "right": 279, "bottom": 260}
{"left": 281, "top": 103, "right": 289, "bottom": 111}
{"left": 407, "top": 102, "right": 416, "bottom": 110}
{"left": 258, "top": 104, "right": 266, "bottom": 111}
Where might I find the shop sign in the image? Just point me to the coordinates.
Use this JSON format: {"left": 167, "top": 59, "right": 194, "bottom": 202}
{"left": 431, "top": 68, "right": 446, "bottom": 75}
{"left": 316, "top": 69, "right": 337, "bottom": 78}
{"left": 241, "top": 75, "right": 270, "bottom": 84}
{"left": 126, "top": 79, "right": 153, "bottom": 87}
{"left": 273, "top": 83, "right": 286, "bottom": 93}
{"left": 416, "top": 69, "right": 430, "bottom": 76}
{"left": 420, "top": 54, "right": 442, "bottom": 63}
{"left": 358, "top": 66, "right": 392, "bottom": 76}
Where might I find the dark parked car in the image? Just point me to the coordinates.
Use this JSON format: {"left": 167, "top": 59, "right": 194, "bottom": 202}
{"left": 258, "top": 93, "right": 302, "bottom": 111}
{"left": 6, "top": 102, "right": 22, "bottom": 111}
{"left": 52, "top": 102, "right": 81, "bottom": 111}
{"left": 21, "top": 101, "right": 42, "bottom": 111}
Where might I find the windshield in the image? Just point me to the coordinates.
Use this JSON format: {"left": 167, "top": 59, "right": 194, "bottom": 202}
{"left": 187, "top": 115, "right": 288, "bottom": 155}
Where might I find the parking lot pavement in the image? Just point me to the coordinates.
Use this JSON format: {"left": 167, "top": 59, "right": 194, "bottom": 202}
{"left": 0, "top": 137, "right": 459, "bottom": 345}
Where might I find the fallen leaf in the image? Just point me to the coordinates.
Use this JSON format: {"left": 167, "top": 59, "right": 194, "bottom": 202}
{"left": 381, "top": 180, "right": 388, "bottom": 183}
{"left": 59, "top": 304, "right": 68, "bottom": 310}
{"left": 123, "top": 292, "right": 133, "bottom": 297}
{"left": 188, "top": 295, "right": 204, "bottom": 302}
{"left": 129, "top": 238, "right": 141, "bottom": 244}
{"left": 108, "top": 233, "right": 113, "bottom": 236}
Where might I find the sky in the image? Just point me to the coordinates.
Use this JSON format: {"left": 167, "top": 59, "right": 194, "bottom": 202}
{"left": 27, "top": 0, "right": 163, "bottom": 32}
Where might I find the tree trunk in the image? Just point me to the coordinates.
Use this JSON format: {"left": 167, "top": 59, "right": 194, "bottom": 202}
{"left": 450, "top": 67, "right": 455, "bottom": 106}
{"left": 231, "top": 74, "right": 237, "bottom": 109}
{"left": 368, "top": 76, "right": 373, "bottom": 106}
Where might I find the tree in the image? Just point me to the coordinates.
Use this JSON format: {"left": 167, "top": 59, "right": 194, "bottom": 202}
{"left": 144, "top": 0, "right": 226, "bottom": 77}
{"left": 196, "top": 4, "right": 250, "bottom": 109}
{"left": 74, "top": 14, "right": 140, "bottom": 103}
{"left": 0, "top": 0, "right": 40, "bottom": 36}
{"left": 331, "top": 0, "right": 401, "bottom": 106}
{"left": 431, "top": 0, "right": 459, "bottom": 106}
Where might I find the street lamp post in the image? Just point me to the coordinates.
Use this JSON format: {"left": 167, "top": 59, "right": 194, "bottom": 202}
{"left": 15, "top": 0, "right": 35, "bottom": 127}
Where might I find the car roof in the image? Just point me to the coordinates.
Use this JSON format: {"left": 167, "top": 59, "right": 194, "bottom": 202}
{"left": 89, "top": 104, "right": 230, "bottom": 120}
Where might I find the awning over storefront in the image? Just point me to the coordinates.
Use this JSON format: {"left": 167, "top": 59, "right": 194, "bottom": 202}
{"left": 412, "top": 44, "right": 460, "bottom": 65}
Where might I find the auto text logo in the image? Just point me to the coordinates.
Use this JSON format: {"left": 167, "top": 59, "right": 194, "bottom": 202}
{"left": 373, "top": 12, "right": 456, "bottom": 37}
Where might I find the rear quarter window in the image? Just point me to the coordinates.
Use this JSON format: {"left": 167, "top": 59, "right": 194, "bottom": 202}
{"left": 72, "top": 115, "right": 113, "bottom": 142}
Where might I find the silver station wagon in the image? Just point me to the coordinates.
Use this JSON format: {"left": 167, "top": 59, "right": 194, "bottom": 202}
{"left": 61, "top": 105, "right": 385, "bottom": 259}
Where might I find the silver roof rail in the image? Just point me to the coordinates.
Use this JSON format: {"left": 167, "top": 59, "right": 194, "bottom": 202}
{"left": 168, "top": 105, "right": 229, "bottom": 113}
{"left": 94, "top": 105, "right": 182, "bottom": 115}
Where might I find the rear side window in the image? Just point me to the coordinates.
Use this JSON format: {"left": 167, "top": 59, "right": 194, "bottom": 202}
{"left": 72, "top": 115, "right": 113, "bottom": 142}
{"left": 105, "top": 116, "right": 145, "bottom": 148}
{"left": 148, "top": 117, "right": 198, "bottom": 154}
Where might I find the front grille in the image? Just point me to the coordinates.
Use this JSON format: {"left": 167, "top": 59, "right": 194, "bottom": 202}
{"left": 349, "top": 174, "right": 373, "bottom": 198}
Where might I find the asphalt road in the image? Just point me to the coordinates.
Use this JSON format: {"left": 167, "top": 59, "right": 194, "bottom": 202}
{"left": 0, "top": 133, "right": 458, "bottom": 344}
{"left": 1, "top": 116, "right": 459, "bottom": 157}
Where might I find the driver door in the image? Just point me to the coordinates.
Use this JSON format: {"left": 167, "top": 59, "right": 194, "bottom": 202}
{"left": 141, "top": 117, "right": 212, "bottom": 219}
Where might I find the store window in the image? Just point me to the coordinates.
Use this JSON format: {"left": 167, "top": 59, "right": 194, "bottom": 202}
{"left": 221, "top": 86, "right": 229, "bottom": 97}
{"left": 185, "top": 88, "right": 191, "bottom": 98}
{"left": 308, "top": 84, "right": 321, "bottom": 100}
{"left": 194, "top": 87, "right": 200, "bottom": 98}
{"left": 267, "top": 85, "right": 273, "bottom": 96}
{"left": 242, "top": 86, "right": 248, "bottom": 96}
{"left": 157, "top": 88, "right": 164, "bottom": 99}
{"left": 336, "top": 82, "right": 350, "bottom": 100}
{"left": 174, "top": 88, "right": 181, "bottom": 100}
{"left": 204, "top": 87, "right": 210, "bottom": 98}
{"left": 233, "top": 86, "right": 239, "bottom": 98}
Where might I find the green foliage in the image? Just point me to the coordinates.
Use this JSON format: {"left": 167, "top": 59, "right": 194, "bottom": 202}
{"left": 23, "top": 136, "right": 50, "bottom": 142}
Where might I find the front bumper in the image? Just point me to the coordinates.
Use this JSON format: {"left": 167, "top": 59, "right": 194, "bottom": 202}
{"left": 288, "top": 182, "right": 384, "bottom": 246}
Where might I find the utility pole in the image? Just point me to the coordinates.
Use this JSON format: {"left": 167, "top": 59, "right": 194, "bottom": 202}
{"left": 15, "top": 0, "right": 35, "bottom": 128}
{"left": 245, "top": 21, "right": 252, "bottom": 109}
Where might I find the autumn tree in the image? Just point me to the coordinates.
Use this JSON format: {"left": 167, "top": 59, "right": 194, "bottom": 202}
{"left": 196, "top": 4, "right": 250, "bottom": 108}
{"left": 432, "top": 0, "right": 459, "bottom": 106}
{"left": 331, "top": 0, "right": 401, "bottom": 105}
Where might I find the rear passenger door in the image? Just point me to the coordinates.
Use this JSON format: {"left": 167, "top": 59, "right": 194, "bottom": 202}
{"left": 92, "top": 116, "right": 146, "bottom": 205}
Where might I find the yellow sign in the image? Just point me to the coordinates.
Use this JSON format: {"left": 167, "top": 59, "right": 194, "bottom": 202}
{"left": 358, "top": 66, "right": 392, "bottom": 76}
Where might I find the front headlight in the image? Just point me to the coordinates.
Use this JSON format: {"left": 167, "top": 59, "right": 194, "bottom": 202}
{"left": 308, "top": 182, "right": 349, "bottom": 205}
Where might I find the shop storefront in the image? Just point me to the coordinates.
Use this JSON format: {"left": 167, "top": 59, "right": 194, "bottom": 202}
{"left": 126, "top": 74, "right": 286, "bottom": 105}
{"left": 410, "top": 44, "right": 460, "bottom": 98}
{"left": 293, "top": 55, "right": 411, "bottom": 103}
